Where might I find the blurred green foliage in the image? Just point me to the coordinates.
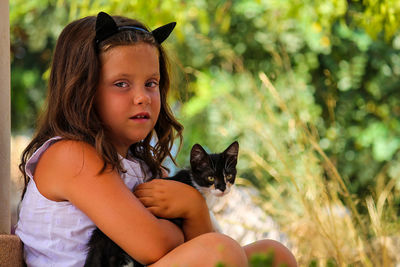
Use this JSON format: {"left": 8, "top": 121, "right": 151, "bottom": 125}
{"left": 10, "top": 0, "right": 400, "bottom": 263}
{"left": 10, "top": 0, "right": 400, "bottom": 204}
{"left": 248, "top": 251, "right": 275, "bottom": 267}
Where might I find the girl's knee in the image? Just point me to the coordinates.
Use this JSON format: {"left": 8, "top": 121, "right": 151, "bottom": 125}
{"left": 196, "top": 232, "right": 248, "bottom": 266}
{"left": 150, "top": 232, "right": 248, "bottom": 267}
{"left": 244, "top": 239, "right": 297, "bottom": 267}
{"left": 201, "top": 232, "right": 240, "bottom": 250}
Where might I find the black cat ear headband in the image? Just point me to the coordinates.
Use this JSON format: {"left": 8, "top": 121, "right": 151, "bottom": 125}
{"left": 95, "top": 11, "right": 176, "bottom": 45}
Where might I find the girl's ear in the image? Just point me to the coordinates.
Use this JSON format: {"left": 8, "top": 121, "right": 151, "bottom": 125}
{"left": 190, "top": 144, "right": 210, "bottom": 170}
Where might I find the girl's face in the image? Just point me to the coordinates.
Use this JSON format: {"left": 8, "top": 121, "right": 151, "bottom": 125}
{"left": 96, "top": 43, "right": 161, "bottom": 157}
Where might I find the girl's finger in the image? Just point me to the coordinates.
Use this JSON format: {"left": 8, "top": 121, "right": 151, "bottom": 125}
{"left": 134, "top": 188, "right": 153, "bottom": 198}
{"left": 134, "top": 183, "right": 154, "bottom": 191}
{"left": 136, "top": 196, "right": 155, "bottom": 207}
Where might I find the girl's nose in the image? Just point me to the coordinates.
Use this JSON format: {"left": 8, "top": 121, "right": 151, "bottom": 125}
{"left": 133, "top": 87, "right": 151, "bottom": 105}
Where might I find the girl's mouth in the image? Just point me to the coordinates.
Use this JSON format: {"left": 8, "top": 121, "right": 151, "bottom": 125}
{"left": 130, "top": 112, "right": 150, "bottom": 120}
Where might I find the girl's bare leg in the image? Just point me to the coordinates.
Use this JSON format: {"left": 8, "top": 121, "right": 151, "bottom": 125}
{"left": 149, "top": 232, "right": 248, "bottom": 267}
{"left": 243, "top": 239, "right": 297, "bottom": 267}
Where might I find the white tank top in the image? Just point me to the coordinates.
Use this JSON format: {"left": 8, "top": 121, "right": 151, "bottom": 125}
{"left": 15, "top": 136, "right": 151, "bottom": 267}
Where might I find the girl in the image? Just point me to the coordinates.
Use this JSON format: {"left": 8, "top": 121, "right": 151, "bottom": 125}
{"left": 15, "top": 12, "right": 297, "bottom": 267}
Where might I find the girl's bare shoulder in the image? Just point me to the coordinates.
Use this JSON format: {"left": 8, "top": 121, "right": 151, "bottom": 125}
{"left": 40, "top": 139, "right": 103, "bottom": 167}
{"left": 34, "top": 139, "right": 112, "bottom": 201}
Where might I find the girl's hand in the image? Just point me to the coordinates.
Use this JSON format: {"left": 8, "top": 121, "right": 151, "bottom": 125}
{"left": 134, "top": 179, "right": 204, "bottom": 219}
{"left": 134, "top": 179, "right": 213, "bottom": 241}
{"left": 134, "top": 179, "right": 214, "bottom": 241}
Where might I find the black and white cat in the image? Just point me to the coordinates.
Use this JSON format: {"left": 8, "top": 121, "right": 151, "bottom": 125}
{"left": 84, "top": 141, "right": 239, "bottom": 267}
{"left": 169, "top": 141, "right": 238, "bottom": 197}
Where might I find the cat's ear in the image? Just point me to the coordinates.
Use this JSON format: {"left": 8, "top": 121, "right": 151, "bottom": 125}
{"left": 224, "top": 141, "right": 239, "bottom": 157}
{"left": 190, "top": 144, "right": 210, "bottom": 170}
{"left": 224, "top": 141, "right": 239, "bottom": 165}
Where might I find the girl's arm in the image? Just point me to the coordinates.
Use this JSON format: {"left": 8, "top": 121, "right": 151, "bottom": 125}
{"left": 33, "top": 140, "right": 184, "bottom": 265}
{"left": 134, "top": 179, "right": 214, "bottom": 241}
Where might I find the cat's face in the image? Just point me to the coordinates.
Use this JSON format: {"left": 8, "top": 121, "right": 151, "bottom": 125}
{"left": 190, "top": 141, "right": 239, "bottom": 197}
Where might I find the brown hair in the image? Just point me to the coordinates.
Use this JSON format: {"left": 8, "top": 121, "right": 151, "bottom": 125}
{"left": 19, "top": 15, "right": 183, "bottom": 198}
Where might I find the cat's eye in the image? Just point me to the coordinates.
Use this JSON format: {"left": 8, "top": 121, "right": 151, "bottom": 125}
{"left": 207, "top": 176, "right": 215, "bottom": 182}
{"left": 226, "top": 174, "right": 233, "bottom": 181}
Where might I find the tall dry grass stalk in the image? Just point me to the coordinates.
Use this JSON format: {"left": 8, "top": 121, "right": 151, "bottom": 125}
{"left": 254, "top": 73, "right": 399, "bottom": 266}
{"left": 213, "top": 71, "right": 399, "bottom": 266}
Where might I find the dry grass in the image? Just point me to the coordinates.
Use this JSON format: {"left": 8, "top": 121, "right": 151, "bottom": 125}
{"left": 230, "top": 72, "right": 400, "bottom": 266}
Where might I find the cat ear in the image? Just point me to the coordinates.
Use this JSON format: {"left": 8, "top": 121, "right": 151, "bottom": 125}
{"left": 190, "top": 144, "right": 210, "bottom": 169}
{"left": 224, "top": 141, "right": 239, "bottom": 166}
{"left": 224, "top": 141, "right": 239, "bottom": 157}
{"left": 151, "top": 22, "right": 176, "bottom": 44}
{"left": 95, "top": 12, "right": 175, "bottom": 45}
{"left": 95, "top": 12, "right": 119, "bottom": 44}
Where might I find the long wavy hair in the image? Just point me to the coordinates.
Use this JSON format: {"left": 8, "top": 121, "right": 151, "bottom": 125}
{"left": 19, "top": 15, "right": 183, "bottom": 198}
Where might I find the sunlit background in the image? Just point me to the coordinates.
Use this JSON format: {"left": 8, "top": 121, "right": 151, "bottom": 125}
{"left": 10, "top": 0, "right": 400, "bottom": 265}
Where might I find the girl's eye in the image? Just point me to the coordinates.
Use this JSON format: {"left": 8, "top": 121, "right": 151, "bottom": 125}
{"left": 114, "top": 82, "right": 129, "bottom": 88}
{"left": 145, "top": 80, "right": 159, "bottom": 88}
{"left": 207, "top": 176, "right": 215, "bottom": 182}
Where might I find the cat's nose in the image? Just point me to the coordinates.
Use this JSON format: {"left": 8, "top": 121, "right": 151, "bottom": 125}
{"left": 216, "top": 183, "right": 226, "bottom": 192}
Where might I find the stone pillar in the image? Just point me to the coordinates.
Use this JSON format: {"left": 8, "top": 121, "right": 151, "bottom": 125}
{"left": 0, "top": 2, "right": 24, "bottom": 266}
{"left": 0, "top": 0, "right": 11, "bottom": 234}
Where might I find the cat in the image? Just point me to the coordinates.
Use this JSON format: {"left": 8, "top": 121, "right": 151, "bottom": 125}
{"left": 84, "top": 141, "right": 239, "bottom": 267}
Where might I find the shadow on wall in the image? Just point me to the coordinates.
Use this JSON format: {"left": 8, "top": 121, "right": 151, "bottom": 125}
{"left": 10, "top": 135, "right": 29, "bottom": 232}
